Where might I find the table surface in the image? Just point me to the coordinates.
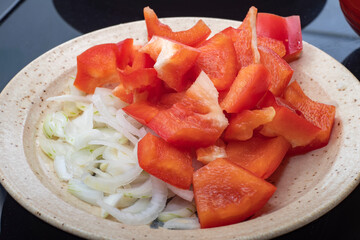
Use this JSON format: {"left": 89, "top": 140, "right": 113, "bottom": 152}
{"left": 0, "top": 0, "right": 359, "bottom": 239}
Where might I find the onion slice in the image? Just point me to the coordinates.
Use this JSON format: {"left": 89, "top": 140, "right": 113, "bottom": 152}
{"left": 167, "top": 184, "right": 194, "bottom": 202}
{"left": 97, "top": 176, "right": 168, "bottom": 225}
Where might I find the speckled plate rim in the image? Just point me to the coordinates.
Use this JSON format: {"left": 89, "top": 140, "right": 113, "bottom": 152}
{"left": 0, "top": 17, "right": 359, "bottom": 240}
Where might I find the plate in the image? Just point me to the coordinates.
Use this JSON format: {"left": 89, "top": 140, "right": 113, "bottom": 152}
{"left": 0, "top": 17, "right": 359, "bottom": 240}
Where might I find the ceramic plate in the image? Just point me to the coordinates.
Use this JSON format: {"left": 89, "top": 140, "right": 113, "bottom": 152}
{"left": 0, "top": 17, "right": 359, "bottom": 240}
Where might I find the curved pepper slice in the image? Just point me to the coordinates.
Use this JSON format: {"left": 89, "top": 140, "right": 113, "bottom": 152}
{"left": 138, "top": 133, "right": 193, "bottom": 190}
{"left": 283, "top": 81, "right": 336, "bottom": 154}
{"left": 220, "top": 64, "right": 269, "bottom": 113}
{"left": 258, "top": 91, "right": 321, "bottom": 148}
{"left": 195, "top": 33, "right": 238, "bottom": 91}
{"left": 257, "top": 37, "right": 286, "bottom": 58}
{"left": 140, "top": 36, "right": 200, "bottom": 92}
{"left": 234, "top": 6, "right": 260, "bottom": 68}
{"left": 195, "top": 139, "right": 227, "bottom": 165}
{"left": 193, "top": 158, "right": 276, "bottom": 228}
{"left": 147, "top": 71, "right": 229, "bottom": 148}
{"left": 74, "top": 43, "right": 122, "bottom": 94}
{"left": 257, "top": 13, "right": 302, "bottom": 62}
{"left": 226, "top": 135, "right": 290, "bottom": 179}
{"left": 223, "top": 107, "right": 275, "bottom": 141}
{"left": 143, "top": 6, "right": 211, "bottom": 47}
{"left": 258, "top": 45, "right": 294, "bottom": 96}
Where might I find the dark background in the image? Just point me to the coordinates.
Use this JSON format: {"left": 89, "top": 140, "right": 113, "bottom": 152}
{"left": 0, "top": 0, "right": 359, "bottom": 239}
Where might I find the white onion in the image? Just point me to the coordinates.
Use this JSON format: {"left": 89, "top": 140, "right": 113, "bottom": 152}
{"left": 83, "top": 164, "right": 143, "bottom": 194}
{"left": 68, "top": 179, "right": 103, "bottom": 205}
{"left": 122, "top": 198, "right": 151, "bottom": 214}
{"left": 117, "top": 177, "right": 152, "bottom": 198}
{"left": 158, "top": 196, "right": 195, "bottom": 222}
{"left": 54, "top": 155, "right": 72, "bottom": 181}
{"left": 96, "top": 176, "right": 167, "bottom": 225}
{"left": 167, "top": 184, "right": 194, "bottom": 202}
{"left": 163, "top": 217, "right": 200, "bottom": 230}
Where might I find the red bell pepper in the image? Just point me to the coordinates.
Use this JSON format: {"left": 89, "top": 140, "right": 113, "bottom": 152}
{"left": 140, "top": 36, "right": 200, "bottom": 92}
{"left": 143, "top": 6, "right": 211, "bottom": 47}
{"left": 257, "top": 36, "right": 286, "bottom": 58}
{"left": 257, "top": 13, "right": 302, "bottom": 62}
{"left": 195, "top": 33, "right": 238, "bottom": 91}
{"left": 74, "top": 43, "right": 122, "bottom": 94}
{"left": 147, "top": 71, "right": 229, "bottom": 148}
{"left": 258, "top": 91, "right": 321, "bottom": 147}
{"left": 116, "top": 38, "right": 134, "bottom": 69}
{"left": 220, "top": 63, "right": 269, "bottom": 113}
{"left": 193, "top": 158, "right": 276, "bottom": 228}
{"left": 223, "top": 107, "right": 275, "bottom": 141}
{"left": 258, "top": 45, "right": 294, "bottom": 96}
{"left": 283, "top": 81, "right": 336, "bottom": 154}
{"left": 195, "top": 139, "right": 227, "bottom": 165}
{"left": 226, "top": 135, "right": 290, "bottom": 179}
{"left": 138, "top": 133, "right": 193, "bottom": 189}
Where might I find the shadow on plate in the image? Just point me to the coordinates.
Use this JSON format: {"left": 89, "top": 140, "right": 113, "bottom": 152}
{"left": 52, "top": 0, "right": 327, "bottom": 33}
{"left": 342, "top": 48, "right": 360, "bottom": 80}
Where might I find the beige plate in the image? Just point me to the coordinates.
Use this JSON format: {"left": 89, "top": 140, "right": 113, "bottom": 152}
{"left": 0, "top": 17, "right": 359, "bottom": 240}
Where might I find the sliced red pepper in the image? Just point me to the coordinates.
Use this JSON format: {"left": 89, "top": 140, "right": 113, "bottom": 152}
{"left": 195, "top": 139, "right": 227, "bottom": 165}
{"left": 257, "top": 36, "right": 286, "bottom": 58}
{"left": 258, "top": 45, "right": 294, "bottom": 96}
{"left": 226, "top": 135, "right": 290, "bottom": 179}
{"left": 122, "top": 100, "right": 160, "bottom": 125}
{"left": 195, "top": 33, "right": 238, "bottom": 91}
{"left": 257, "top": 13, "right": 302, "bottom": 62}
{"left": 283, "top": 81, "right": 336, "bottom": 154}
{"left": 258, "top": 91, "right": 321, "bottom": 148}
{"left": 143, "top": 6, "right": 211, "bottom": 47}
{"left": 223, "top": 107, "right": 275, "bottom": 141}
{"left": 138, "top": 133, "right": 193, "bottom": 189}
{"left": 234, "top": 6, "right": 260, "bottom": 68}
{"left": 220, "top": 63, "right": 269, "bottom": 113}
{"left": 140, "top": 36, "right": 200, "bottom": 92}
{"left": 74, "top": 43, "right": 122, "bottom": 94}
{"left": 147, "top": 72, "right": 228, "bottom": 148}
{"left": 116, "top": 38, "right": 134, "bottom": 69}
{"left": 193, "top": 158, "right": 276, "bottom": 228}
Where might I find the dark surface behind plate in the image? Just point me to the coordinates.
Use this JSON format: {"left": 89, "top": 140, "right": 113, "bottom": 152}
{"left": 0, "top": 0, "right": 359, "bottom": 239}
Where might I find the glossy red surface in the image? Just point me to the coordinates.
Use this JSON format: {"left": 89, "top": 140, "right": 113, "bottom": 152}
{"left": 340, "top": 0, "right": 360, "bottom": 35}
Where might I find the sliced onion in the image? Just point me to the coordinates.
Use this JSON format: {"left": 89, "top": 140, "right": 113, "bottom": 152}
{"left": 117, "top": 177, "right": 152, "bottom": 198}
{"left": 167, "top": 184, "right": 194, "bottom": 202}
{"left": 122, "top": 198, "right": 151, "bottom": 214}
{"left": 54, "top": 155, "right": 72, "bottom": 181}
{"left": 96, "top": 176, "right": 167, "bottom": 225}
{"left": 46, "top": 95, "right": 91, "bottom": 103}
{"left": 101, "top": 193, "right": 137, "bottom": 218}
{"left": 158, "top": 196, "right": 195, "bottom": 222}
{"left": 68, "top": 179, "right": 103, "bottom": 206}
{"left": 83, "top": 164, "right": 143, "bottom": 194}
{"left": 163, "top": 217, "right": 200, "bottom": 230}
{"left": 116, "top": 110, "right": 145, "bottom": 139}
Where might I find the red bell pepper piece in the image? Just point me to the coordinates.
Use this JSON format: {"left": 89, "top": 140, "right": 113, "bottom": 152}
{"left": 195, "top": 33, "right": 238, "bottom": 91}
{"left": 147, "top": 71, "right": 229, "bottom": 148}
{"left": 193, "top": 158, "right": 276, "bottom": 228}
{"left": 226, "top": 135, "right": 290, "bottom": 179}
{"left": 258, "top": 45, "right": 294, "bottom": 96}
{"left": 257, "top": 36, "right": 286, "bottom": 58}
{"left": 116, "top": 38, "right": 134, "bottom": 69}
{"left": 223, "top": 107, "right": 275, "bottom": 141}
{"left": 234, "top": 6, "right": 260, "bottom": 68}
{"left": 140, "top": 36, "right": 200, "bottom": 92}
{"left": 74, "top": 43, "right": 122, "bottom": 94}
{"left": 122, "top": 100, "right": 160, "bottom": 125}
{"left": 138, "top": 133, "right": 193, "bottom": 189}
{"left": 283, "top": 81, "right": 336, "bottom": 154}
{"left": 143, "top": 6, "right": 211, "bottom": 47}
{"left": 195, "top": 139, "right": 227, "bottom": 165}
{"left": 220, "top": 64, "right": 269, "bottom": 113}
{"left": 257, "top": 13, "right": 302, "bottom": 62}
{"left": 258, "top": 91, "right": 321, "bottom": 148}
